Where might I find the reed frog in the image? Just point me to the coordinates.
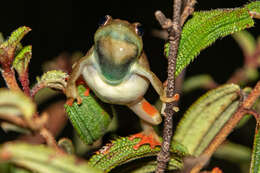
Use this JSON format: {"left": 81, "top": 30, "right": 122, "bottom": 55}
{"left": 66, "top": 15, "right": 176, "bottom": 149}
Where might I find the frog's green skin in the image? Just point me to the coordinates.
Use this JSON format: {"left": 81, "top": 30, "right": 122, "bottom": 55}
{"left": 66, "top": 16, "right": 164, "bottom": 134}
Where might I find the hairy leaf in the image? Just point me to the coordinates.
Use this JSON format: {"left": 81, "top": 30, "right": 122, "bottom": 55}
{"left": 0, "top": 26, "right": 31, "bottom": 49}
{"left": 65, "top": 85, "right": 112, "bottom": 145}
{"left": 164, "top": 2, "right": 258, "bottom": 75}
{"left": 173, "top": 84, "right": 241, "bottom": 156}
{"left": 36, "top": 70, "right": 68, "bottom": 91}
{"left": 0, "top": 142, "right": 102, "bottom": 173}
{"left": 13, "top": 45, "right": 32, "bottom": 75}
{"left": 89, "top": 137, "right": 188, "bottom": 172}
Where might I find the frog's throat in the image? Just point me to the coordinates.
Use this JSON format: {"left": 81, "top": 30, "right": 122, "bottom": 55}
{"left": 94, "top": 49, "right": 135, "bottom": 85}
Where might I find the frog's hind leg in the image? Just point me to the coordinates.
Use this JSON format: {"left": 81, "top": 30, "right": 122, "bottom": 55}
{"left": 128, "top": 98, "right": 162, "bottom": 150}
{"left": 128, "top": 98, "right": 162, "bottom": 125}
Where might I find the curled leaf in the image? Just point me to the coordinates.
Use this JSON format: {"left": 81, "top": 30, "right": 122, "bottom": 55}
{"left": 0, "top": 89, "right": 36, "bottom": 119}
{"left": 13, "top": 45, "right": 32, "bottom": 75}
{"left": 58, "top": 138, "right": 75, "bottom": 154}
{"left": 173, "top": 84, "right": 241, "bottom": 156}
{"left": 0, "top": 26, "right": 31, "bottom": 49}
{"left": 65, "top": 85, "right": 111, "bottom": 145}
{"left": 0, "top": 26, "right": 31, "bottom": 67}
{"left": 0, "top": 142, "right": 102, "bottom": 173}
{"left": 36, "top": 70, "right": 68, "bottom": 91}
{"left": 89, "top": 137, "right": 188, "bottom": 172}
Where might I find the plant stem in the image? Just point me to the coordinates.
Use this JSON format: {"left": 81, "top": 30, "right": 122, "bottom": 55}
{"left": 1, "top": 69, "right": 21, "bottom": 91}
{"left": 155, "top": 0, "right": 182, "bottom": 172}
{"left": 191, "top": 81, "right": 260, "bottom": 173}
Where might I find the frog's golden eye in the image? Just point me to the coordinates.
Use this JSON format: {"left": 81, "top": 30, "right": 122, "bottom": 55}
{"left": 98, "top": 15, "right": 111, "bottom": 26}
{"left": 134, "top": 23, "right": 144, "bottom": 37}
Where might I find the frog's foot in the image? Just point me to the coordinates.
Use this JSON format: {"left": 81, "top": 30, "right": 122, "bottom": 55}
{"left": 210, "top": 167, "right": 223, "bottom": 173}
{"left": 129, "top": 132, "right": 161, "bottom": 150}
{"left": 160, "top": 93, "right": 180, "bottom": 103}
{"left": 84, "top": 87, "right": 90, "bottom": 97}
{"left": 65, "top": 96, "right": 82, "bottom": 106}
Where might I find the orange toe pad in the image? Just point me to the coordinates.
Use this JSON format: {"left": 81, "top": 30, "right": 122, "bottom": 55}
{"left": 129, "top": 132, "right": 161, "bottom": 150}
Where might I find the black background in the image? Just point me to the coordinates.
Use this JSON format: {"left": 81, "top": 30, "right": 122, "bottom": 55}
{"left": 0, "top": 0, "right": 259, "bottom": 172}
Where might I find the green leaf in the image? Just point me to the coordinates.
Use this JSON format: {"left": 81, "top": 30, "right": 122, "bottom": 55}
{"left": 214, "top": 141, "right": 251, "bottom": 164}
{"left": 65, "top": 85, "right": 112, "bottom": 145}
{"left": 250, "top": 123, "right": 260, "bottom": 173}
{"left": 36, "top": 70, "right": 68, "bottom": 91}
{"left": 0, "top": 89, "right": 36, "bottom": 119}
{"left": 183, "top": 74, "right": 216, "bottom": 93}
{"left": 13, "top": 45, "right": 32, "bottom": 75}
{"left": 0, "top": 142, "right": 102, "bottom": 173}
{"left": 0, "top": 26, "right": 31, "bottom": 49}
{"left": 173, "top": 84, "right": 241, "bottom": 156}
{"left": 246, "top": 1, "right": 260, "bottom": 13}
{"left": 164, "top": 2, "right": 257, "bottom": 75}
{"left": 232, "top": 31, "right": 256, "bottom": 56}
{"left": 89, "top": 137, "right": 188, "bottom": 172}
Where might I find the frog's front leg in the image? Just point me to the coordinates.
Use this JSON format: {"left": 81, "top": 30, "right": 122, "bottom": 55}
{"left": 65, "top": 54, "right": 91, "bottom": 105}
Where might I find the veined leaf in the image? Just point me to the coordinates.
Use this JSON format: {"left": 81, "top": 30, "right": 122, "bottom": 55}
{"left": 164, "top": 2, "right": 258, "bottom": 75}
{"left": 65, "top": 85, "right": 112, "bottom": 145}
{"left": 89, "top": 137, "right": 188, "bottom": 172}
{"left": 173, "top": 84, "right": 241, "bottom": 156}
{"left": 0, "top": 142, "right": 102, "bottom": 173}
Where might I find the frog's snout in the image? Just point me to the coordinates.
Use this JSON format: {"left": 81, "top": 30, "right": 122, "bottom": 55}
{"left": 97, "top": 36, "right": 138, "bottom": 64}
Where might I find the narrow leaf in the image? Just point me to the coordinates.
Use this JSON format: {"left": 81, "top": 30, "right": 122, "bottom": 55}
{"left": 0, "top": 89, "right": 36, "bottom": 119}
{"left": 173, "top": 84, "right": 241, "bottom": 156}
{"left": 65, "top": 85, "right": 112, "bottom": 145}
{"left": 89, "top": 137, "right": 188, "bottom": 172}
{"left": 164, "top": 2, "right": 257, "bottom": 75}
{"left": 183, "top": 74, "right": 216, "bottom": 92}
{"left": 0, "top": 142, "right": 102, "bottom": 173}
{"left": 250, "top": 122, "right": 260, "bottom": 173}
{"left": 232, "top": 31, "right": 256, "bottom": 56}
{"left": 13, "top": 45, "right": 32, "bottom": 75}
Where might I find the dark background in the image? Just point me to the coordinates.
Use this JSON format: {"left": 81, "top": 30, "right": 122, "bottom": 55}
{"left": 0, "top": 0, "right": 259, "bottom": 172}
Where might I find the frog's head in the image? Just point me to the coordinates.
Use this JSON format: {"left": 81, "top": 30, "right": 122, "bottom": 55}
{"left": 94, "top": 15, "right": 144, "bottom": 83}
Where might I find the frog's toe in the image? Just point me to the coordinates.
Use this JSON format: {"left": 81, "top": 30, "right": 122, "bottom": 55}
{"left": 66, "top": 98, "right": 75, "bottom": 106}
{"left": 129, "top": 132, "right": 161, "bottom": 150}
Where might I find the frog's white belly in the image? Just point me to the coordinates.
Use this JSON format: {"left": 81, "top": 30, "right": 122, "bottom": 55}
{"left": 82, "top": 66, "right": 149, "bottom": 105}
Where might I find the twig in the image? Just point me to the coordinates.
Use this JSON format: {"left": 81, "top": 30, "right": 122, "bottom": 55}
{"left": 155, "top": 0, "right": 183, "bottom": 172}
{"left": 190, "top": 81, "right": 260, "bottom": 173}
{"left": 180, "top": 0, "right": 196, "bottom": 26}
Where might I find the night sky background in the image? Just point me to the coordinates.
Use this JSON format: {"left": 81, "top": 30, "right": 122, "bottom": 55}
{"left": 0, "top": 0, "right": 259, "bottom": 172}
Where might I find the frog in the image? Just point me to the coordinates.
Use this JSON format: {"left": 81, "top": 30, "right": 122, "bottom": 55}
{"left": 65, "top": 15, "right": 178, "bottom": 149}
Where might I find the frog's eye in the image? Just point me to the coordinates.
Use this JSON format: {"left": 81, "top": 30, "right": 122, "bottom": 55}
{"left": 135, "top": 23, "right": 144, "bottom": 36}
{"left": 98, "top": 15, "right": 111, "bottom": 26}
